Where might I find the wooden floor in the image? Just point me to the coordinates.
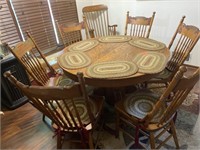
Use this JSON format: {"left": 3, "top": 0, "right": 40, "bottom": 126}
{"left": 1, "top": 102, "right": 86, "bottom": 149}
{"left": 1, "top": 65, "right": 199, "bottom": 149}
{"left": 1, "top": 103, "right": 56, "bottom": 149}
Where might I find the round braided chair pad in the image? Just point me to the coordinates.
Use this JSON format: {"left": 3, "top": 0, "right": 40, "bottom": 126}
{"left": 124, "top": 91, "right": 165, "bottom": 123}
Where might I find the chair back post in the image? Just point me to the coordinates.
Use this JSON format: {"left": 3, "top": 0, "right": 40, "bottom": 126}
{"left": 56, "top": 20, "right": 66, "bottom": 47}
{"left": 26, "top": 31, "right": 56, "bottom": 75}
{"left": 77, "top": 72, "right": 95, "bottom": 125}
{"left": 168, "top": 16, "right": 186, "bottom": 49}
{"left": 124, "top": 11, "right": 130, "bottom": 36}
{"left": 146, "top": 11, "right": 156, "bottom": 38}
{"left": 82, "top": 15, "right": 90, "bottom": 39}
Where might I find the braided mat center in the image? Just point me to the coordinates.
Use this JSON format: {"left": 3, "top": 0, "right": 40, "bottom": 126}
{"left": 129, "top": 37, "right": 166, "bottom": 51}
{"left": 86, "top": 61, "right": 138, "bottom": 78}
{"left": 58, "top": 52, "right": 91, "bottom": 69}
{"left": 133, "top": 52, "right": 167, "bottom": 74}
{"left": 60, "top": 98, "right": 97, "bottom": 126}
{"left": 68, "top": 39, "right": 99, "bottom": 52}
{"left": 98, "top": 36, "right": 132, "bottom": 43}
{"left": 124, "top": 92, "right": 164, "bottom": 122}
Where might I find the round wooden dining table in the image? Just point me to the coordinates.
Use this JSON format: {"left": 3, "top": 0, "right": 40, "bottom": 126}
{"left": 58, "top": 36, "right": 170, "bottom": 88}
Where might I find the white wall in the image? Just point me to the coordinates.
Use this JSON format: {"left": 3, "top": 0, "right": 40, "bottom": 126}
{"left": 76, "top": 0, "right": 200, "bottom": 66}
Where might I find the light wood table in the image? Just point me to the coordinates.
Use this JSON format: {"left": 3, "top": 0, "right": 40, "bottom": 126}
{"left": 58, "top": 36, "right": 170, "bottom": 88}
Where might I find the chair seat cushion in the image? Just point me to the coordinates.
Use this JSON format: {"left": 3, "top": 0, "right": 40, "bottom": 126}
{"left": 56, "top": 74, "right": 74, "bottom": 86}
{"left": 60, "top": 98, "right": 97, "bottom": 127}
{"left": 153, "top": 68, "right": 172, "bottom": 80}
{"left": 123, "top": 90, "right": 165, "bottom": 123}
{"left": 46, "top": 74, "right": 74, "bottom": 87}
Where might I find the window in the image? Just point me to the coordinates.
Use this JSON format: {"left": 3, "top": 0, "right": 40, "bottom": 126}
{"left": 0, "top": 0, "right": 79, "bottom": 53}
{"left": 0, "top": 0, "right": 21, "bottom": 47}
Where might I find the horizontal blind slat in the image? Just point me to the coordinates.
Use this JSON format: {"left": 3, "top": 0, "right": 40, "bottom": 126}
{"left": 0, "top": 0, "right": 20, "bottom": 47}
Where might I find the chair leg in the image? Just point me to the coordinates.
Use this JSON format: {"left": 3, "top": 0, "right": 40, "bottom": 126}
{"left": 57, "top": 132, "right": 62, "bottom": 149}
{"left": 149, "top": 132, "right": 156, "bottom": 149}
{"left": 80, "top": 129, "right": 88, "bottom": 149}
{"left": 170, "top": 121, "right": 180, "bottom": 149}
{"left": 42, "top": 114, "right": 46, "bottom": 122}
{"left": 88, "top": 132, "right": 94, "bottom": 149}
{"left": 115, "top": 113, "right": 120, "bottom": 138}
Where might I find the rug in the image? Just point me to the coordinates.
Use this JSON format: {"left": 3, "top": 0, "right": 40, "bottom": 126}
{"left": 93, "top": 86, "right": 199, "bottom": 149}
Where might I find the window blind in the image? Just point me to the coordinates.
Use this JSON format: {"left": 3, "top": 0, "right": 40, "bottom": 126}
{"left": 9, "top": 0, "right": 57, "bottom": 52}
{"left": 0, "top": 0, "right": 21, "bottom": 47}
{"left": 51, "top": 0, "right": 80, "bottom": 46}
{"left": 1, "top": 0, "right": 79, "bottom": 53}
{"left": 51, "top": 0, "right": 78, "bottom": 24}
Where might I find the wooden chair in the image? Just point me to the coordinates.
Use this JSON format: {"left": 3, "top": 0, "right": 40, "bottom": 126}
{"left": 124, "top": 11, "right": 156, "bottom": 38}
{"left": 6, "top": 32, "right": 73, "bottom": 87}
{"left": 56, "top": 21, "right": 90, "bottom": 47}
{"left": 115, "top": 66, "right": 199, "bottom": 149}
{"left": 4, "top": 71, "right": 105, "bottom": 149}
{"left": 147, "top": 16, "right": 200, "bottom": 88}
{"left": 82, "top": 4, "right": 117, "bottom": 38}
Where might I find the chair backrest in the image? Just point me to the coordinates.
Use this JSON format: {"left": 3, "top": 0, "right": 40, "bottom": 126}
{"left": 56, "top": 21, "right": 89, "bottom": 47}
{"left": 4, "top": 71, "right": 95, "bottom": 130}
{"left": 82, "top": 4, "right": 116, "bottom": 37}
{"left": 167, "top": 16, "right": 200, "bottom": 72}
{"left": 6, "top": 32, "right": 56, "bottom": 86}
{"left": 124, "top": 11, "right": 156, "bottom": 38}
{"left": 143, "top": 66, "right": 200, "bottom": 127}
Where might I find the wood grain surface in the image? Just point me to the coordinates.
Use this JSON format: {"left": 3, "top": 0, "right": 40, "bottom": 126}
{"left": 58, "top": 37, "right": 170, "bottom": 87}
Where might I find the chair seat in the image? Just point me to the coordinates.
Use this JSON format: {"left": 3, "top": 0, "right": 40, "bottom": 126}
{"left": 151, "top": 68, "right": 172, "bottom": 80}
{"left": 53, "top": 95, "right": 104, "bottom": 131}
{"left": 46, "top": 74, "right": 74, "bottom": 87}
{"left": 146, "top": 68, "right": 173, "bottom": 86}
{"left": 60, "top": 98, "right": 96, "bottom": 127}
{"left": 116, "top": 90, "right": 165, "bottom": 124}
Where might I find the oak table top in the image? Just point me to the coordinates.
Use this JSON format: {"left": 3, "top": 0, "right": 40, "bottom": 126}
{"left": 58, "top": 36, "right": 170, "bottom": 87}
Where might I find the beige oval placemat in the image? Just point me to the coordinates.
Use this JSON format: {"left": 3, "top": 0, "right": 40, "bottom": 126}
{"left": 133, "top": 52, "right": 167, "bottom": 74}
{"left": 68, "top": 39, "right": 99, "bottom": 52}
{"left": 58, "top": 52, "right": 91, "bottom": 69}
{"left": 86, "top": 61, "right": 138, "bottom": 78}
{"left": 98, "top": 36, "right": 132, "bottom": 43}
{"left": 129, "top": 37, "right": 166, "bottom": 51}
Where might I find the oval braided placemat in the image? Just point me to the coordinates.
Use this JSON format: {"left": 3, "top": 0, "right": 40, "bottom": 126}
{"left": 86, "top": 61, "right": 138, "bottom": 78}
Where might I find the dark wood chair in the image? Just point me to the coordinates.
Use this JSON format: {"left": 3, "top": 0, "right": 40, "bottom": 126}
{"left": 56, "top": 21, "right": 90, "bottom": 47}
{"left": 4, "top": 71, "right": 105, "bottom": 149}
{"left": 6, "top": 32, "right": 73, "bottom": 87}
{"left": 115, "top": 66, "right": 199, "bottom": 149}
{"left": 146, "top": 16, "right": 200, "bottom": 88}
{"left": 124, "top": 11, "right": 156, "bottom": 38}
{"left": 82, "top": 4, "right": 117, "bottom": 38}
